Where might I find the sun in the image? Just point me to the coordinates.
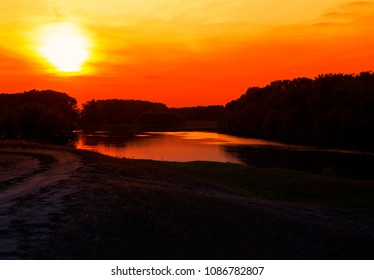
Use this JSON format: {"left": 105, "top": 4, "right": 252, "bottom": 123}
{"left": 37, "top": 23, "right": 91, "bottom": 73}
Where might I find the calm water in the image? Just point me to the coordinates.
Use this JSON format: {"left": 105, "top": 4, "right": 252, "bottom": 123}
{"left": 76, "top": 131, "right": 287, "bottom": 163}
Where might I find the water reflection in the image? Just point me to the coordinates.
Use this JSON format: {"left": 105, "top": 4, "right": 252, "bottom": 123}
{"left": 76, "top": 130, "right": 374, "bottom": 179}
{"left": 76, "top": 131, "right": 285, "bottom": 163}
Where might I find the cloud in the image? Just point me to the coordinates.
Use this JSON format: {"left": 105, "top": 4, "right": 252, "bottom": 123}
{"left": 312, "top": 0, "right": 374, "bottom": 29}
{"left": 347, "top": 1, "right": 373, "bottom": 6}
{"left": 322, "top": 11, "right": 352, "bottom": 19}
{"left": 312, "top": 22, "right": 339, "bottom": 27}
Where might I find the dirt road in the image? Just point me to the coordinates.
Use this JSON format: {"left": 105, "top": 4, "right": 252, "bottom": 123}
{"left": 0, "top": 146, "right": 82, "bottom": 258}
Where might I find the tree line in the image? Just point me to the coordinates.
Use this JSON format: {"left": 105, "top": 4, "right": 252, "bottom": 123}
{"left": 0, "top": 90, "right": 223, "bottom": 143}
{"left": 218, "top": 72, "right": 374, "bottom": 151}
{"left": 80, "top": 99, "right": 224, "bottom": 127}
{"left": 0, "top": 90, "right": 79, "bottom": 144}
{"left": 2, "top": 72, "right": 373, "bottom": 150}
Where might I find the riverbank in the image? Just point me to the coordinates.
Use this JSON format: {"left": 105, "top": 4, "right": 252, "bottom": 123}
{"left": 1, "top": 141, "right": 373, "bottom": 259}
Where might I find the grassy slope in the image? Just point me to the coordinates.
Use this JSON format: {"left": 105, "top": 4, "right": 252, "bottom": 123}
{"left": 33, "top": 148, "right": 374, "bottom": 259}
{"left": 156, "top": 161, "right": 374, "bottom": 211}
{"left": 2, "top": 142, "right": 373, "bottom": 259}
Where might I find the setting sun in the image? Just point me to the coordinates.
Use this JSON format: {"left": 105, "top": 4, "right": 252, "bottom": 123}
{"left": 37, "top": 23, "right": 91, "bottom": 73}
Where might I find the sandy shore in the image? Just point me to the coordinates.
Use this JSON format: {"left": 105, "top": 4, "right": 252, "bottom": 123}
{"left": 0, "top": 141, "right": 373, "bottom": 259}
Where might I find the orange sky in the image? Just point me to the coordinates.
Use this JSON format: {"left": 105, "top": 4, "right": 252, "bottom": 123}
{"left": 1, "top": 1, "right": 374, "bottom": 107}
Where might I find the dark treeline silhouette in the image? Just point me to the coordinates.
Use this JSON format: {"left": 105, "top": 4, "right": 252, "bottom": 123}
{"left": 80, "top": 99, "right": 224, "bottom": 127}
{"left": 219, "top": 72, "right": 374, "bottom": 151}
{"left": 3, "top": 72, "right": 373, "bottom": 150}
{"left": 0, "top": 92, "right": 224, "bottom": 144}
{"left": 80, "top": 99, "right": 168, "bottom": 126}
{"left": 138, "top": 111, "right": 185, "bottom": 126}
{"left": 170, "top": 105, "right": 224, "bottom": 121}
{"left": 0, "top": 90, "right": 79, "bottom": 144}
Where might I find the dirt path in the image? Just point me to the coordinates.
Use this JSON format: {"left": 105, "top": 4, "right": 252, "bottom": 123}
{"left": 0, "top": 149, "right": 81, "bottom": 204}
{"left": 0, "top": 147, "right": 82, "bottom": 258}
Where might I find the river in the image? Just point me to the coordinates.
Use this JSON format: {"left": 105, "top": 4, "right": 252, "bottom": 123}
{"left": 76, "top": 130, "right": 374, "bottom": 180}
{"left": 76, "top": 131, "right": 287, "bottom": 163}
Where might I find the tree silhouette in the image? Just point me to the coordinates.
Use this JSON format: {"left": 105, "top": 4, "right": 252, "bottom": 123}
{"left": 219, "top": 72, "right": 374, "bottom": 151}
{"left": 0, "top": 90, "right": 79, "bottom": 144}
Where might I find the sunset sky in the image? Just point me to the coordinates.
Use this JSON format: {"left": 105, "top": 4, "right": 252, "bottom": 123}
{"left": 1, "top": 1, "right": 374, "bottom": 107}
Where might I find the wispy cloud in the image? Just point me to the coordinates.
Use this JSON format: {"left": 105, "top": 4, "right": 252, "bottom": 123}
{"left": 346, "top": 1, "right": 373, "bottom": 6}
{"left": 310, "top": 0, "right": 374, "bottom": 30}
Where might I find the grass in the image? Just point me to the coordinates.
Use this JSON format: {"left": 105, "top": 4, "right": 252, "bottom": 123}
{"left": 147, "top": 160, "right": 374, "bottom": 211}
{"left": 2, "top": 141, "right": 374, "bottom": 259}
